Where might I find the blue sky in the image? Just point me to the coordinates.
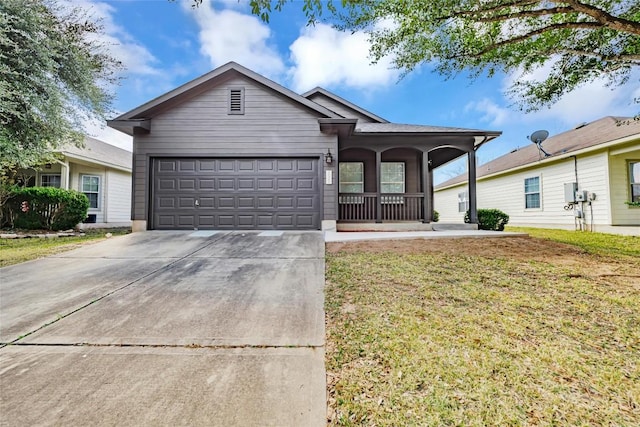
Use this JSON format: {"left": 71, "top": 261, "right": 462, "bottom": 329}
{"left": 81, "top": 0, "right": 640, "bottom": 184}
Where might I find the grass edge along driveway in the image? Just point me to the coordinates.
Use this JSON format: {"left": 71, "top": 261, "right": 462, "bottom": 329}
{"left": 325, "top": 229, "right": 639, "bottom": 426}
{"left": 0, "top": 229, "right": 130, "bottom": 267}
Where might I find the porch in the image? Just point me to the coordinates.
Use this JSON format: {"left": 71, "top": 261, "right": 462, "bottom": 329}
{"left": 338, "top": 192, "right": 426, "bottom": 222}
{"left": 319, "top": 119, "right": 502, "bottom": 228}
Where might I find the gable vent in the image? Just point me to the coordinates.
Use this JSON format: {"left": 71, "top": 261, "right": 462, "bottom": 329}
{"left": 228, "top": 87, "right": 244, "bottom": 115}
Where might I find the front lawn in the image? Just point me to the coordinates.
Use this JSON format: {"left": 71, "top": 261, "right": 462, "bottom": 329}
{"left": 0, "top": 229, "right": 130, "bottom": 267}
{"left": 325, "top": 233, "right": 639, "bottom": 425}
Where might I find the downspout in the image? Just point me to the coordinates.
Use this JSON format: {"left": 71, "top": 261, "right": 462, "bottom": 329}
{"left": 53, "top": 159, "right": 70, "bottom": 190}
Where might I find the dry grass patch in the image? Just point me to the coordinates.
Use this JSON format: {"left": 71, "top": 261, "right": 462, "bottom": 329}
{"left": 325, "top": 236, "right": 640, "bottom": 426}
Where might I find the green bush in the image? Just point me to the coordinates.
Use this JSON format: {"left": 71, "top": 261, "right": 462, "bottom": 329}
{"left": 432, "top": 210, "right": 440, "bottom": 222}
{"left": 464, "top": 208, "right": 509, "bottom": 231}
{"left": 8, "top": 187, "right": 89, "bottom": 230}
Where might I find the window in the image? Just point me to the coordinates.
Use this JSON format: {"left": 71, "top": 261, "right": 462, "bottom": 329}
{"left": 524, "top": 176, "right": 541, "bottom": 209}
{"left": 40, "top": 174, "right": 61, "bottom": 188}
{"left": 381, "top": 162, "right": 405, "bottom": 203}
{"left": 630, "top": 161, "right": 640, "bottom": 203}
{"left": 228, "top": 87, "right": 244, "bottom": 114}
{"left": 81, "top": 175, "right": 100, "bottom": 209}
{"left": 339, "top": 162, "right": 364, "bottom": 204}
{"left": 339, "top": 162, "right": 364, "bottom": 193}
{"left": 458, "top": 190, "right": 469, "bottom": 213}
{"left": 381, "top": 162, "right": 405, "bottom": 193}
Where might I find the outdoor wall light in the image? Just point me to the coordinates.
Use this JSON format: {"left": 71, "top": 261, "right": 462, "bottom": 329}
{"left": 325, "top": 149, "right": 333, "bottom": 164}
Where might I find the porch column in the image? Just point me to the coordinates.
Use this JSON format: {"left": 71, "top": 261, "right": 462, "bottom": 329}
{"left": 422, "top": 151, "right": 432, "bottom": 223}
{"left": 375, "top": 150, "right": 382, "bottom": 223}
{"left": 468, "top": 149, "right": 478, "bottom": 224}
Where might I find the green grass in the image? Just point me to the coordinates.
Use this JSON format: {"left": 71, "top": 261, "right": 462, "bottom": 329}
{"left": 507, "top": 226, "right": 640, "bottom": 258}
{"left": 325, "top": 233, "right": 640, "bottom": 426}
{"left": 0, "top": 229, "right": 130, "bottom": 267}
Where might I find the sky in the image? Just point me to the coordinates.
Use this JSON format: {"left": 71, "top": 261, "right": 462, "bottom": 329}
{"left": 79, "top": 0, "right": 640, "bottom": 184}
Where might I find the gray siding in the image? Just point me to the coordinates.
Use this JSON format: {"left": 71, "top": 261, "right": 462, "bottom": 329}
{"left": 132, "top": 76, "right": 337, "bottom": 226}
{"left": 307, "top": 93, "right": 376, "bottom": 123}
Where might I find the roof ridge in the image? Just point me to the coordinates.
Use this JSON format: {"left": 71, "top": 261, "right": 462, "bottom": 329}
{"left": 111, "top": 62, "right": 339, "bottom": 126}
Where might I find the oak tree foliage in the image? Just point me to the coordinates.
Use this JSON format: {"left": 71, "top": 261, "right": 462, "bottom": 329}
{"left": 192, "top": 0, "right": 640, "bottom": 114}
{"left": 0, "top": 0, "right": 121, "bottom": 175}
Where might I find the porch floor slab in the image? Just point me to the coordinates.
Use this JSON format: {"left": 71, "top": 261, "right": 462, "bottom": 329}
{"left": 324, "top": 230, "right": 527, "bottom": 243}
{"left": 337, "top": 222, "right": 434, "bottom": 232}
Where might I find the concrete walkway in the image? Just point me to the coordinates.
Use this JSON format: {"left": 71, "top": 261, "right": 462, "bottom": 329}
{"left": 0, "top": 231, "right": 326, "bottom": 427}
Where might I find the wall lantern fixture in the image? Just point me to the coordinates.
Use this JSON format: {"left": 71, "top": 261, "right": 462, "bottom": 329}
{"left": 325, "top": 149, "right": 333, "bottom": 164}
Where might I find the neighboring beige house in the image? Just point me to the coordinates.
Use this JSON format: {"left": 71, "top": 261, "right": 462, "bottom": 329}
{"left": 434, "top": 117, "right": 640, "bottom": 235}
{"left": 20, "top": 137, "right": 132, "bottom": 229}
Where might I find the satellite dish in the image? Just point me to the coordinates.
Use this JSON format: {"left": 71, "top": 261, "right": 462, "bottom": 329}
{"left": 529, "top": 130, "right": 549, "bottom": 144}
{"left": 529, "top": 129, "right": 551, "bottom": 158}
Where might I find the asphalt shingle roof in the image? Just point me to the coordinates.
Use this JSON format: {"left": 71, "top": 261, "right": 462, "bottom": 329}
{"left": 436, "top": 116, "right": 640, "bottom": 189}
{"left": 61, "top": 137, "right": 132, "bottom": 171}
{"left": 355, "top": 122, "right": 496, "bottom": 134}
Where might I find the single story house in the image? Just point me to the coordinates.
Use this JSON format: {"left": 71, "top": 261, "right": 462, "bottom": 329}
{"left": 108, "top": 62, "right": 501, "bottom": 232}
{"left": 18, "top": 137, "right": 133, "bottom": 229}
{"left": 434, "top": 117, "right": 640, "bottom": 235}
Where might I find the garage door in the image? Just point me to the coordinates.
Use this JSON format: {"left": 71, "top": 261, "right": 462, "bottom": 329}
{"left": 152, "top": 158, "right": 320, "bottom": 230}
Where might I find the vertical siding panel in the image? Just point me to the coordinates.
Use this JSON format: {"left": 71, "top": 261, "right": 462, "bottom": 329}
{"left": 106, "top": 170, "right": 132, "bottom": 223}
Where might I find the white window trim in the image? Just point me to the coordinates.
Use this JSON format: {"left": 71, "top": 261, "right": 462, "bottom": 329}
{"left": 381, "top": 162, "right": 405, "bottom": 204}
{"left": 40, "top": 173, "right": 61, "bottom": 188}
{"left": 339, "top": 162, "right": 364, "bottom": 204}
{"left": 81, "top": 174, "right": 101, "bottom": 211}
{"left": 458, "top": 190, "right": 469, "bottom": 213}
{"left": 629, "top": 160, "right": 640, "bottom": 203}
{"left": 524, "top": 175, "right": 542, "bottom": 210}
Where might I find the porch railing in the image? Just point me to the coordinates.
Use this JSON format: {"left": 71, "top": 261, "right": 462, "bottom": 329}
{"left": 338, "top": 193, "right": 425, "bottom": 222}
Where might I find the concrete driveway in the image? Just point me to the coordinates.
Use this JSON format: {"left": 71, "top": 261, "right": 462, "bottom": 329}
{"left": 0, "top": 231, "right": 326, "bottom": 426}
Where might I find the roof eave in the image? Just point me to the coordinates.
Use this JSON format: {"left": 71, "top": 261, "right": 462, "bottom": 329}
{"left": 59, "top": 152, "right": 132, "bottom": 173}
{"left": 435, "top": 132, "right": 640, "bottom": 191}
{"left": 106, "top": 119, "right": 151, "bottom": 136}
{"left": 303, "top": 87, "right": 389, "bottom": 123}
{"left": 318, "top": 118, "right": 358, "bottom": 137}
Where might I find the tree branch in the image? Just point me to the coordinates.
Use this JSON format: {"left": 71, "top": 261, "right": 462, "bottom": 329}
{"left": 560, "top": 0, "right": 640, "bottom": 35}
{"left": 551, "top": 49, "right": 640, "bottom": 63}
{"left": 467, "top": 21, "right": 604, "bottom": 57}
{"left": 455, "top": 0, "right": 539, "bottom": 17}
{"left": 471, "top": 7, "right": 577, "bottom": 22}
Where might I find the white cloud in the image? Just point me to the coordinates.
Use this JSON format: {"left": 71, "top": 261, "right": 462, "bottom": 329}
{"left": 465, "top": 66, "right": 639, "bottom": 130}
{"left": 504, "top": 62, "right": 639, "bottom": 125}
{"left": 288, "top": 23, "right": 399, "bottom": 92}
{"left": 83, "top": 116, "right": 133, "bottom": 151}
{"left": 187, "top": 0, "right": 285, "bottom": 78}
{"left": 464, "top": 98, "right": 511, "bottom": 127}
{"left": 71, "top": 0, "right": 160, "bottom": 76}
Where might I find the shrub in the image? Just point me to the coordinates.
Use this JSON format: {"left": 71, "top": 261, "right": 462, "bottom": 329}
{"left": 8, "top": 187, "right": 89, "bottom": 230}
{"left": 464, "top": 208, "right": 509, "bottom": 231}
{"left": 432, "top": 210, "right": 440, "bottom": 222}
